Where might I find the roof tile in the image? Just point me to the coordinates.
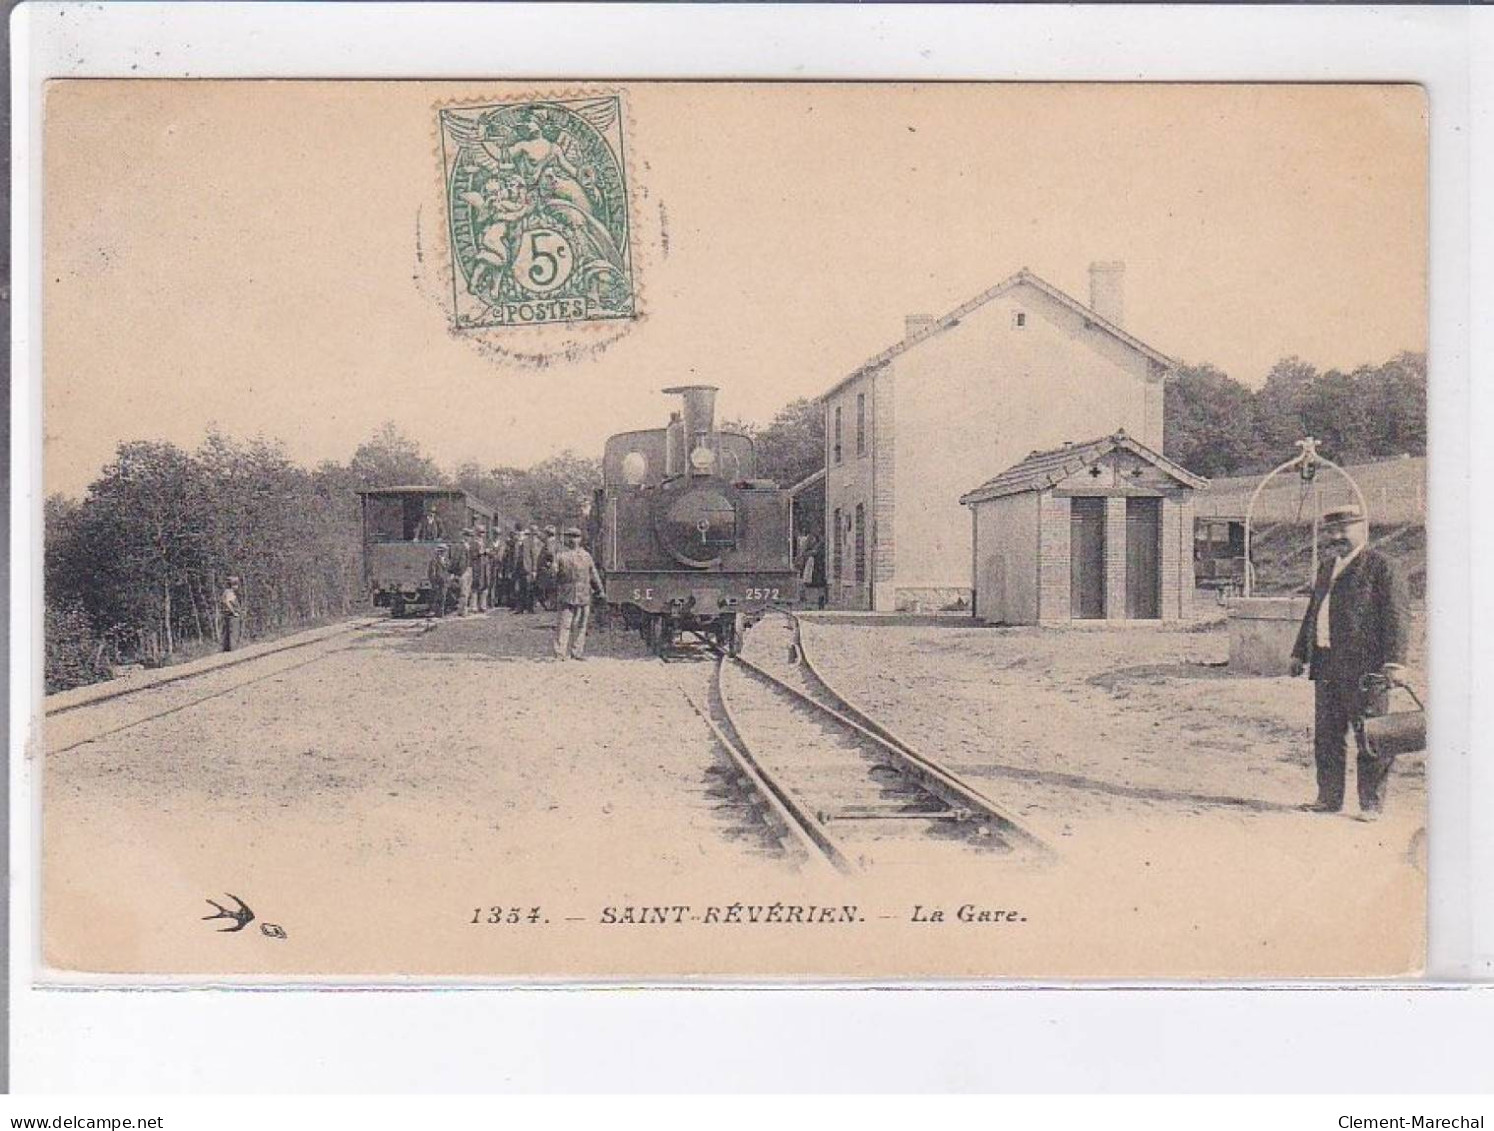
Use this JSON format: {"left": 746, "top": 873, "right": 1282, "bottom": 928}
{"left": 960, "top": 432, "right": 1208, "bottom": 504}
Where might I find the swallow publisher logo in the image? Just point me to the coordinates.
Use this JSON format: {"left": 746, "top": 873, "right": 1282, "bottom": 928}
{"left": 201, "top": 893, "right": 288, "bottom": 939}
{"left": 202, "top": 893, "right": 254, "bottom": 932}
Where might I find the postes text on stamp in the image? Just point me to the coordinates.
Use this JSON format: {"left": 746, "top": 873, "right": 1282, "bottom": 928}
{"left": 439, "top": 96, "right": 636, "bottom": 330}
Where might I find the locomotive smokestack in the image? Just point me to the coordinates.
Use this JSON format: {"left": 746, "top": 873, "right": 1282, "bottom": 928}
{"left": 663, "top": 385, "right": 718, "bottom": 440}
{"left": 662, "top": 385, "right": 718, "bottom": 477}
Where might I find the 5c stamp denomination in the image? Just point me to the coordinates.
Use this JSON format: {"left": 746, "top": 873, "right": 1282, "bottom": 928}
{"left": 438, "top": 95, "right": 636, "bottom": 330}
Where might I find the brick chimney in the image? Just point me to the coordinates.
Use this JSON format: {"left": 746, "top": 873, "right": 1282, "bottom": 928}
{"left": 1088, "top": 261, "right": 1125, "bottom": 327}
{"left": 905, "top": 313, "right": 935, "bottom": 341}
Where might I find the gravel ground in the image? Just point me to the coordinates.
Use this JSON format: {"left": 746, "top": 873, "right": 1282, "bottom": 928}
{"left": 41, "top": 607, "right": 1428, "bottom": 979}
{"left": 43, "top": 611, "right": 786, "bottom": 975}
{"left": 794, "top": 612, "right": 1428, "bottom": 834}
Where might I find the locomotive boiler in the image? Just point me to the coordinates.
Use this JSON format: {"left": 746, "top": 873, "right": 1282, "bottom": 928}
{"left": 592, "top": 385, "right": 800, "bottom": 655}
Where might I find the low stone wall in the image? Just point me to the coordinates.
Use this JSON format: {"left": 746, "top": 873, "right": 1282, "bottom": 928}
{"left": 1226, "top": 596, "right": 1309, "bottom": 676}
{"left": 895, "top": 587, "right": 973, "bottom": 614}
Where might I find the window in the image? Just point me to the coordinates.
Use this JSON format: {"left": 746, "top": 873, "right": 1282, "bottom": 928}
{"left": 1013, "top": 311, "right": 1027, "bottom": 329}
{"left": 856, "top": 392, "right": 866, "bottom": 455}
{"left": 833, "top": 405, "right": 843, "bottom": 464}
{"left": 832, "top": 507, "right": 843, "bottom": 581}
{"left": 364, "top": 496, "right": 407, "bottom": 542}
{"left": 854, "top": 504, "right": 866, "bottom": 586}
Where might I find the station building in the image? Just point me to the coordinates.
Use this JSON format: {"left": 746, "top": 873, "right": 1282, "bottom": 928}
{"left": 815, "top": 262, "right": 1177, "bottom": 612}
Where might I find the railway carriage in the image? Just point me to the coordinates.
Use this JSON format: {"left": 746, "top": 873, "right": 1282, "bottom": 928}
{"left": 592, "top": 386, "right": 800, "bottom": 655}
{"left": 358, "top": 486, "right": 498, "bottom": 616}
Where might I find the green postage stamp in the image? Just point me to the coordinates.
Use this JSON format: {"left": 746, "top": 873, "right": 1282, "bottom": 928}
{"left": 439, "top": 95, "right": 636, "bottom": 330}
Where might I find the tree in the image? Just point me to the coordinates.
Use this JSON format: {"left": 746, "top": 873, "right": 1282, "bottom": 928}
{"left": 349, "top": 422, "right": 445, "bottom": 487}
{"left": 45, "top": 598, "right": 110, "bottom": 692}
{"left": 731, "top": 398, "right": 825, "bottom": 487}
{"left": 1251, "top": 356, "right": 1319, "bottom": 467}
{"left": 1358, "top": 351, "right": 1426, "bottom": 458}
{"left": 1299, "top": 368, "right": 1371, "bottom": 464}
{"left": 79, "top": 440, "right": 203, "bottom": 659}
{"left": 44, "top": 493, "right": 85, "bottom": 607}
{"left": 45, "top": 431, "right": 372, "bottom": 679}
{"left": 520, "top": 451, "right": 604, "bottom": 527}
{"left": 1163, "top": 363, "right": 1256, "bottom": 478}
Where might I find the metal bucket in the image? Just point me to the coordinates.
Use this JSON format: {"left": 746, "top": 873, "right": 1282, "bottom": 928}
{"left": 1360, "top": 674, "right": 1426, "bottom": 757}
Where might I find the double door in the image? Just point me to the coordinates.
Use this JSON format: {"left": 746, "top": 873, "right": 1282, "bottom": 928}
{"left": 1069, "top": 496, "right": 1162, "bottom": 620}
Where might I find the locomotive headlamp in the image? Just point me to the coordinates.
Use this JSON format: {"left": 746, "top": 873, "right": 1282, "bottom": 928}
{"left": 689, "top": 445, "right": 716, "bottom": 472}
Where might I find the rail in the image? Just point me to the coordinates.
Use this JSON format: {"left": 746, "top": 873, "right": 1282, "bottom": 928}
{"left": 44, "top": 617, "right": 382, "bottom": 716}
{"left": 683, "top": 679, "right": 851, "bottom": 875}
{"left": 741, "top": 613, "right": 1049, "bottom": 857}
{"left": 687, "top": 612, "right": 1048, "bottom": 867}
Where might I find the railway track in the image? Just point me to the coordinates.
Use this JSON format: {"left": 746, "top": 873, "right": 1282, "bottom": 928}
{"left": 686, "top": 612, "right": 1049, "bottom": 873}
{"left": 43, "top": 617, "right": 386, "bottom": 755}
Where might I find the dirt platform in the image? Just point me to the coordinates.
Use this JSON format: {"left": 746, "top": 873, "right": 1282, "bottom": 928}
{"left": 42, "top": 610, "right": 784, "bottom": 975}
{"left": 39, "top": 608, "right": 1428, "bottom": 979}
{"left": 795, "top": 615, "right": 1427, "bottom": 832}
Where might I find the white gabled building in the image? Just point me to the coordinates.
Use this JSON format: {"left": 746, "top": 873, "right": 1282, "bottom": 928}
{"left": 960, "top": 433, "right": 1207, "bottom": 626}
{"left": 816, "top": 262, "right": 1177, "bottom": 612}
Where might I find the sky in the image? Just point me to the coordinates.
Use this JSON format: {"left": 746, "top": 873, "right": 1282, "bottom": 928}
{"left": 43, "top": 82, "right": 1427, "bottom": 498}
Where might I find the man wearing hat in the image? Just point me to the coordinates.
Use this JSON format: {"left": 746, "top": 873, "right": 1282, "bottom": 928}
{"left": 494, "top": 521, "right": 520, "bottom": 609}
{"left": 426, "top": 545, "right": 450, "bottom": 618}
{"left": 514, "top": 526, "right": 543, "bottom": 613}
{"left": 448, "top": 528, "right": 474, "bottom": 617}
{"left": 471, "top": 529, "right": 490, "bottom": 613}
{"left": 417, "top": 504, "right": 445, "bottom": 542}
{"left": 538, "top": 524, "right": 561, "bottom": 611}
{"left": 219, "top": 575, "right": 243, "bottom": 652}
{"left": 1289, "top": 505, "right": 1410, "bottom": 820}
{"left": 552, "top": 527, "right": 604, "bottom": 661}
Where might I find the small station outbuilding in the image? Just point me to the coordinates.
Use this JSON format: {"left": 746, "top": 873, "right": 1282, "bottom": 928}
{"left": 959, "top": 431, "right": 1207, "bottom": 626}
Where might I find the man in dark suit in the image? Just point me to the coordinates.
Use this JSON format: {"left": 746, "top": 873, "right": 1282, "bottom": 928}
{"left": 514, "top": 527, "right": 543, "bottom": 614}
{"left": 426, "top": 546, "right": 450, "bottom": 618}
{"left": 1289, "top": 505, "right": 1410, "bottom": 821}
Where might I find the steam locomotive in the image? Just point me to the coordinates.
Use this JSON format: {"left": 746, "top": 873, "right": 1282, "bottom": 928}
{"left": 592, "top": 385, "right": 800, "bottom": 655}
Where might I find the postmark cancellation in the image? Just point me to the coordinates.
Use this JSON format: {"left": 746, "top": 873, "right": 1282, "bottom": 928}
{"left": 438, "top": 95, "right": 636, "bottom": 331}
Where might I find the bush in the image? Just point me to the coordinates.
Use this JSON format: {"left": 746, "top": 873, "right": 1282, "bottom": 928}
{"left": 45, "top": 599, "right": 111, "bottom": 693}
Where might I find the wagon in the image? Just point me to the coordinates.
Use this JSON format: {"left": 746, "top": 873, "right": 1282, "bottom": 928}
{"left": 358, "top": 486, "right": 498, "bottom": 616}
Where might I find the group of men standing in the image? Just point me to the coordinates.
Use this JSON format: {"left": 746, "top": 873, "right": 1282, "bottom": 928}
{"left": 425, "top": 522, "right": 550, "bottom": 618}
{"left": 422, "top": 516, "right": 603, "bottom": 660}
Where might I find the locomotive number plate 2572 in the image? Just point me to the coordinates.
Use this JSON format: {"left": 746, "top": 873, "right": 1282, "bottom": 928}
{"left": 624, "top": 585, "right": 782, "bottom": 605}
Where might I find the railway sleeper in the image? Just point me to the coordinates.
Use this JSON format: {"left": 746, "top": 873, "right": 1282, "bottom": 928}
{"left": 710, "top": 777, "right": 773, "bottom": 814}
{"left": 818, "top": 806, "right": 967, "bottom": 823}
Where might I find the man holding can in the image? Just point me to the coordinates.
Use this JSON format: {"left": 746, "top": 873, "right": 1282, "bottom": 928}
{"left": 1288, "top": 505, "right": 1411, "bottom": 821}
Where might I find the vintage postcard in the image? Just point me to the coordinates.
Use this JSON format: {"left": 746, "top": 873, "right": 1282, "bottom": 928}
{"left": 38, "top": 81, "right": 1428, "bottom": 979}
